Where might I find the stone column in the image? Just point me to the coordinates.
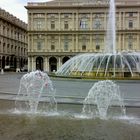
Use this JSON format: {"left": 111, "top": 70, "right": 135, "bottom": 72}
{"left": 57, "top": 57, "right": 62, "bottom": 70}
{"left": 44, "top": 56, "right": 48, "bottom": 72}
{"left": 31, "top": 56, "right": 35, "bottom": 71}
{"left": 28, "top": 57, "right": 32, "bottom": 72}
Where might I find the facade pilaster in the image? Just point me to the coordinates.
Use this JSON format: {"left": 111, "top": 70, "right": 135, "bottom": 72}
{"left": 45, "top": 35, "right": 47, "bottom": 52}
{"left": 118, "top": 34, "right": 121, "bottom": 52}
{"left": 72, "top": 12, "right": 75, "bottom": 30}
{"left": 31, "top": 13, "right": 34, "bottom": 30}
{"left": 58, "top": 12, "right": 61, "bottom": 30}
{"left": 76, "top": 34, "right": 78, "bottom": 52}
{"left": 45, "top": 13, "right": 47, "bottom": 29}
{"left": 76, "top": 12, "right": 78, "bottom": 30}
{"left": 104, "top": 12, "right": 107, "bottom": 30}
{"left": 122, "top": 34, "right": 125, "bottom": 51}
{"left": 31, "top": 35, "right": 34, "bottom": 51}
{"left": 137, "top": 12, "right": 140, "bottom": 29}
{"left": 90, "top": 34, "right": 92, "bottom": 52}
{"left": 119, "top": 12, "right": 121, "bottom": 29}
{"left": 123, "top": 12, "right": 125, "bottom": 30}
{"left": 137, "top": 34, "right": 139, "bottom": 51}
{"left": 59, "top": 34, "right": 61, "bottom": 51}
{"left": 90, "top": 12, "right": 92, "bottom": 30}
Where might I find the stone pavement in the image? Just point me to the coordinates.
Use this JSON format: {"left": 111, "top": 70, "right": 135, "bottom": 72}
{"left": 0, "top": 72, "right": 140, "bottom": 103}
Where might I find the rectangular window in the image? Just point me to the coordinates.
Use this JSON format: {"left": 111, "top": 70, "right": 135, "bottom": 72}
{"left": 34, "top": 13, "right": 45, "bottom": 18}
{"left": 34, "top": 19, "right": 45, "bottom": 30}
{"left": 80, "top": 20, "right": 87, "bottom": 29}
{"left": 51, "top": 45, "right": 55, "bottom": 50}
{"left": 96, "top": 45, "right": 100, "bottom": 50}
{"left": 129, "top": 12, "right": 133, "bottom": 17}
{"left": 64, "top": 21, "right": 68, "bottom": 29}
{"left": 64, "top": 42, "right": 68, "bottom": 51}
{"left": 51, "top": 21, "right": 55, "bottom": 29}
{"left": 7, "top": 44, "right": 10, "bottom": 53}
{"left": 3, "top": 43, "right": 5, "bottom": 52}
{"left": 37, "top": 41, "right": 42, "bottom": 50}
{"left": 128, "top": 42, "right": 132, "bottom": 50}
{"left": 129, "top": 21, "right": 133, "bottom": 28}
{"left": 82, "top": 45, "right": 86, "bottom": 51}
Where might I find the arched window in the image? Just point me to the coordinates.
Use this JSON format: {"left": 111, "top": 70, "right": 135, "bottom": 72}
{"left": 62, "top": 56, "right": 70, "bottom": 64}
{"left": 36, "top": 57, "right": 44, "bottom": 71}
{"left": 49, "top": 57, "right": 57, "bottom": 72}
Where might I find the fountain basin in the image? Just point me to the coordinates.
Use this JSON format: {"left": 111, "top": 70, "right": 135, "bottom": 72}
{"left": 0, "top": 99, "right": 140, "bottom": 140}
{"left": 56, "top": 52, "right": 140, "bottom": 79}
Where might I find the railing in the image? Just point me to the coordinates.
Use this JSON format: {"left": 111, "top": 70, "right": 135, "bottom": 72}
{"left": 27, "top": 1, "right": 140, "bottom": 7}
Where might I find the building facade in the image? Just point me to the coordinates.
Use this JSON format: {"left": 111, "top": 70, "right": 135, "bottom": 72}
{"left": 26, "top": 0, "right": 140, "bottom": 72}
{"left": 0, "top": 8, "right": 28, "bottom": 71}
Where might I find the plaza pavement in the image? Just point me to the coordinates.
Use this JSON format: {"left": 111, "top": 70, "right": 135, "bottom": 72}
{"left": 0, "top": 72, "right": 140, "bottom": 106}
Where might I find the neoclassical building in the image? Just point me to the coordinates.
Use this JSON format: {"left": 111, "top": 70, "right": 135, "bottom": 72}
{"left": 0, "top": 8, "right": 28, "bottom": 71}
{"left": 26, "top": 0, "right": 140, "bottom": 72}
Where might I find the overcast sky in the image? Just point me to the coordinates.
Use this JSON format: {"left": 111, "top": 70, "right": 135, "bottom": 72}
{"left": 0, "top": 0, "right": 52, "bottom": 23}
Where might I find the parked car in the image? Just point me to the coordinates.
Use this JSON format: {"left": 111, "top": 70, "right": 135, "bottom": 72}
{"left": 21, "top": 67, "right": 28, "bottom": 72}
{"left": 4, "top": 65, "right": 16, "bottom": 72}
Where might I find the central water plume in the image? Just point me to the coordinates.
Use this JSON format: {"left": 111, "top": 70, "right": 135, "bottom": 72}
{"left": 105, "top": 0, "right": 116, "bottom": 54}
{"left": 82, "top": 80, "right": 126, "bottom": 119}
{"left": 15, "top": 71, "right": 57, "bottom": 113}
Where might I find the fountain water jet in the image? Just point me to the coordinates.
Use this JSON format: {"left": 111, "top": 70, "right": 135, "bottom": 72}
{"left": 56, "top": 0, "right": 140, "bottom": 78}
{"left": 82, "top": 80, "right": 126, "bottom": 119}
{"left": 15, "top": 70, "right": 57, "bottom": 114}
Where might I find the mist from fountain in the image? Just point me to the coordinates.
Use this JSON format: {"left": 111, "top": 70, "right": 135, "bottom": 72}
{"left": 15, "top": 71, "right": 57, "bottom": 114}
{"left": 82, "top": 80, "right": 126, "bottom": 119}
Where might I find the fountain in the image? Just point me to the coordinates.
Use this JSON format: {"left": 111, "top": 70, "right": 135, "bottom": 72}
{"left": 15, "top": 70, "right": 57, "bottom": 113}
{"left": 56, "top": 0, "right": 140, "bottom": 79}
{"left": 0, "top": 1, "right": 140, "bottom": 140}
{"left": 82, "top": 80, "right": 126, "bottom": 119}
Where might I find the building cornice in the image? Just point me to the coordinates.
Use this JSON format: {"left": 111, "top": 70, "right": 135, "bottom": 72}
{"left": 25, "top": 0, "right": 140, "bottom": 9}
{"left": 0, "top": 8, "right": 27, "bottom": 30}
